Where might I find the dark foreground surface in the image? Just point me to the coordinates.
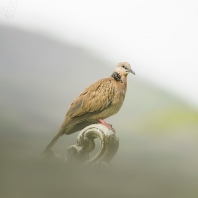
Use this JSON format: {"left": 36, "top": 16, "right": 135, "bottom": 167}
{"left": 1, "top": 130, "right": 198, "bottom": 198}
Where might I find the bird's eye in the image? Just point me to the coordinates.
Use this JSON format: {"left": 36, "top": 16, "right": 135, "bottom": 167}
{"left": 122, "top": 65, "right": 125, "bottom": 68}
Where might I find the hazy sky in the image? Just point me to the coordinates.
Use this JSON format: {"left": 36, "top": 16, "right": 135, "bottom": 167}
{"left": 1, "top": 0, "right": 198, "bottom": 107}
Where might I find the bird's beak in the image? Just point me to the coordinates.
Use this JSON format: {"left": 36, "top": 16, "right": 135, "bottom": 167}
{"left": 130, "top": 69, "right": 135, "bottom": 75}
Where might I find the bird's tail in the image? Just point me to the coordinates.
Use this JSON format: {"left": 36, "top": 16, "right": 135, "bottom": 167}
{"left": 42, "top": 132, "right": 61, "bottom": 155}
{"left": 41, "top": 124, "right": 65, "bottom": 156}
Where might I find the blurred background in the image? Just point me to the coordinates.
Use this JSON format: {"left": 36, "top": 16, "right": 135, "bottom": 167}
{"left": 0, "top": 1, "right": 198, "bottom": 198}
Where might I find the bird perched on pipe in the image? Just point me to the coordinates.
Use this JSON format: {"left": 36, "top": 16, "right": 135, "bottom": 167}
{"left": 43, "top": 62, "right": 135, "bottom": 154}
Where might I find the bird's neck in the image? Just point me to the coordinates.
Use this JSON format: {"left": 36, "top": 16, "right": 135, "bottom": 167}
{"left": 111, "top": 72, "right": 127, "bottom": 85}
{"left": 111, "top": 72, "right": 123, "bottom": 83}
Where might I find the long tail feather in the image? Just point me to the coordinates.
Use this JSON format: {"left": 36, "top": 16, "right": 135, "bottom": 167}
{"left": 41, "top": 124, "right": 67, "bottom": 156}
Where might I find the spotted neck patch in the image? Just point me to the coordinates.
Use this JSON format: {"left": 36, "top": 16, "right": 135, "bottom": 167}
{"left": 111, "top": 72, "right": 123, "bottom": 83}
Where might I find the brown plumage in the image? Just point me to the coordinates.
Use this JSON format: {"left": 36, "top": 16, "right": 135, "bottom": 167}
{"left": 43, "top": 62, "right": 135, "bottom": 153}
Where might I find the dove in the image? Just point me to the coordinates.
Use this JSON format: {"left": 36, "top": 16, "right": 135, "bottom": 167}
{"left": 43, "top": 62, "right": 135, "bottom": 154}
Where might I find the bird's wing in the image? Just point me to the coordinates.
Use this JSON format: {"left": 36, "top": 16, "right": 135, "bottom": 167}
{"left": 65, "top": 77, "right": 115, "bottom": 125}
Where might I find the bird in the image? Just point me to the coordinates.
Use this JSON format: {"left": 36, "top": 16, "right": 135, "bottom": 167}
{"left": 42, "top": 62, "right": 135, "bottom": 154}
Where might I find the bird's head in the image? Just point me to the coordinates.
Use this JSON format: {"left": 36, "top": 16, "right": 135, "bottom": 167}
{"left": 115, "top": 62, "right": 135, "bottom": 76}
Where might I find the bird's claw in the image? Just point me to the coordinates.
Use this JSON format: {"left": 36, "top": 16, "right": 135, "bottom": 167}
{"left": 97, "top": 119, "right": 116, "bottom": 132}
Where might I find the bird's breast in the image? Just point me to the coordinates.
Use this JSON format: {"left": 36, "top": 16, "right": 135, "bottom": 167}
{"left": 111, "top": 88, "right": 126, "bottom": 112}
{"left": 88, "top": 87, "right": 126, "bottom": 121}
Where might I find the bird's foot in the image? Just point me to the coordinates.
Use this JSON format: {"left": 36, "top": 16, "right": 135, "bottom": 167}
{"left": 97, "top": 119, "right": 116, "bottom": 132}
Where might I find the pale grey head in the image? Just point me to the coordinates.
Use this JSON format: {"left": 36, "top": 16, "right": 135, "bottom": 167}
{"left": 115, "top": 62, "right": 135, "bottom": 76}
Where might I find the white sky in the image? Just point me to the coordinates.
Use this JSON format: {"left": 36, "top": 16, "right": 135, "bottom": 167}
{"left": 1, "top": 0, "right": 198, "bottom": 107}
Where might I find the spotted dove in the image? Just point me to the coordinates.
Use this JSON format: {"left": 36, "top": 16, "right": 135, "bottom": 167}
{"left": 43, "top": 62, "right": 135, "bottom": 153}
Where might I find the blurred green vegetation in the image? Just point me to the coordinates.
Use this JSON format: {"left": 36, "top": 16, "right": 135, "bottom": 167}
{"left": 132, "top": 107, "right": 198, "bottom": 134}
